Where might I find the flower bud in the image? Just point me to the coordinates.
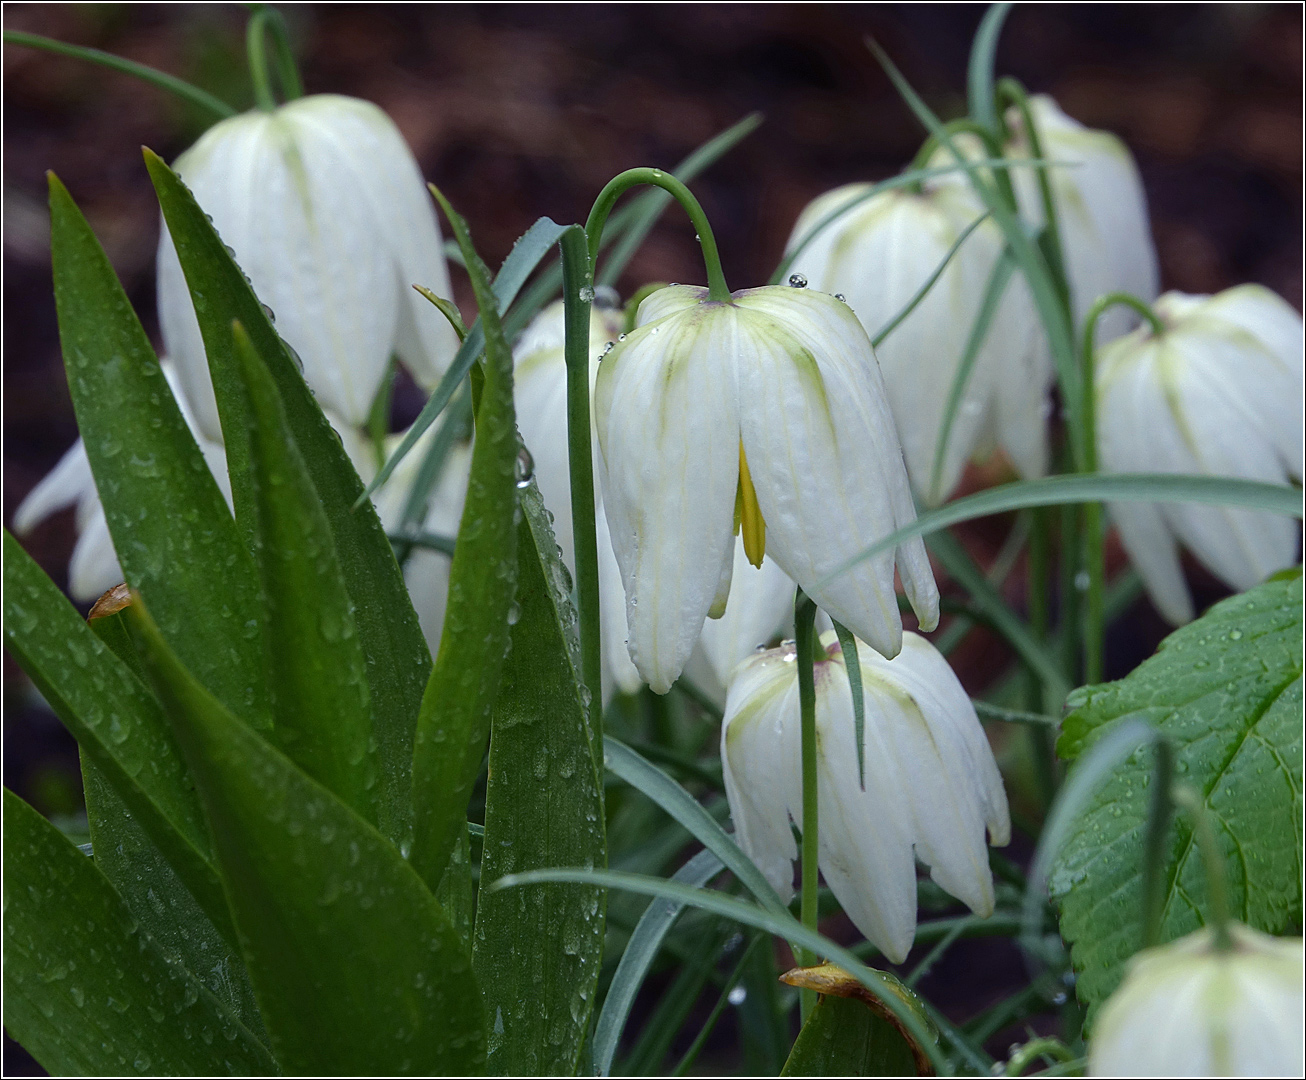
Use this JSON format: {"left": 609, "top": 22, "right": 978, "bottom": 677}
{"left": 720, "top": 630, "right": 1009, "bottom": 963}
{"left": 1096, "top": 285, "right": 1303, "bottom": 623}
{"left": 595, "top": 285, "right": 939, "bottom": 694}
{"left": 1089, "top": 924, "right": 1304, "bottom": 1077}
{"left": 157, "top": 94, "right": 459, "bottom": 441}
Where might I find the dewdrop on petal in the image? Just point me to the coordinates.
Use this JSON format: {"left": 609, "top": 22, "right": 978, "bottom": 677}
{"left": 157, "top": 94, "right": 459, "bottom": 442}
{"left": 1096, "top": 285, "right": 1303, "bottom": 624}
{"left": 595, "top": 284, "right": 939, "bottom": 694}
{"left": 720, "top": 630, "right": 1009, "bottom": 963}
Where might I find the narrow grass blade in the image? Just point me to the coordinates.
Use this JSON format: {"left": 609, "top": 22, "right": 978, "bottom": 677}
{"left": 409, "top": 188, "right": 522, "bottom": 892}
{"left": 967, "top": 3, "right": 1013, "bottom": 131}
{"left": 605, "top": 737, "right": 789, "bottom": 914}
{"left": 229, "top": 321, "right": 379, "bottom": 822}
{"left": 592, "top": 847, "right": 725, "bottom": 1076}
{"left": 2, "top": 790, "right": 276, "bottom": 1077}
{"left": 820, "top": 474, "right": 1304, "bottom": 591}
{"left": 490, "top": 869, "right": 948, "bottom": 1076}
{"left": 126, "top": 599, "right": 487, "bottom": 1076}
{"left": 831, "top": 620, "right": 867, "bottom": 789}
{"left": 48, "top": 171, "right": 271, "bottom": 731}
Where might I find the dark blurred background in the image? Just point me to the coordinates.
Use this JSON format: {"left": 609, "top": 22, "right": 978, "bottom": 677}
{"left": 3, "top": 3, "right": 1301, "bottom": 1075}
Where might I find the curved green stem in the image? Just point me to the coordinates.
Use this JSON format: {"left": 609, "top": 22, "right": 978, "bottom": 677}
{"left": 1004, "top": 1037, "right": 1077, "bottom": 1076}
{"left": 246, "top": 5, "right": 303, "bottom": 111}
{"left": 909, "top": 118, "right": 1018, "bottom": 208}
{"left": 585, "top": 168, "right": 731, "bottom": 302}
{"left": 1080, "top": 292, "right": 1165, "bottom": 682}
{"left": 559, "top": 226, "right": 603, "bottom": 714}
{"left": 1171, "top": 784, "right": 1234, "bottom": 951}
{"left": 794, "top": 591, "right": 821, "bottom": 1022}
{"left": 3, "top": 30, "right": 237, "bottom": 119}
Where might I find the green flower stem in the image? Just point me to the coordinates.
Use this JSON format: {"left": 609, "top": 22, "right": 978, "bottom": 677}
{"left": 793, "top": 590, "right": 821, "bottom": 1022}
{"left": 908, "top": 119, "right": 1015, "bottom": 205}
{"left": 1140, "top": 737, "right": 1175, "bottom": 949}
{"left": 1026, "top": 507, "right": 1056, "bottom": 809}
{"left": 996, "top": 76, "right": 1070, "bottom": 309}
{"left": 559, "top": 226, "right": 603, "bottom": 719}
{"left": 246, "top": 5, "right": 303, "bottom": 112}
{"left": 3, "top": 30, "right": 236, "bottom": 118}
{"left": 1003, "top": 1036, "right": 1077, "bottom": 1076}
{"left": 585, "top": 168, "right": 731, "bottom": 302}
{"left": 1171, "top": 784, "right": 1234, "bottom": 951}
{"left": 1079, "top": 292, "right": 1165, "bottom": 683}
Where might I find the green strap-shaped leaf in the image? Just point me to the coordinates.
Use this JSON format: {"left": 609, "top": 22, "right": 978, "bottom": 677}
{"left": 831, "top": 620, "right": 867, "bottom": 789}
{"left": 473, "top": 482, "right": 605, "bottom": 1075}
{"left": 47, "top": 172, "right": 271, "bottom": 732}
{"left": 228, "top": 321, "right": 378, "bottom": 822}
{"left": 80, "top": 758, "right": 266, "bottom": 1039}
{"left": 1050, "top": 572, "right": 1303, "bottom": 1023}
{"left": 409, "top": 188, "right": 521, "bottom": 891}
{"left": 2, "top": 531, "right": 232, "bottom": 942}
{"left": 126, "top": 598, "right": 487, "bottom": 1076}
{"left": 144, "top": 149, "right": 428, "bottom": 847}
{"left": 2, "top": 789, "right": 277, "bottom": 1077}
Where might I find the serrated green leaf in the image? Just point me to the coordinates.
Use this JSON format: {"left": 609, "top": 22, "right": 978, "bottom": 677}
{"left": 145, "top": 149, "right": 429, "bottom": 847}
{"left": 1050, "top": 574, "right": 1303, "bottom": 1023}
{"left": 229, "top": 320, "right": 378, "bottom": 822}
{"left": 473, "top": 482, "right": 606, "bottom": 1075}
{"left": 409, "top": 188, "right": 521, "bottom": 892}
{"left": 80, "top": 758, "right": 266, "bottom": 1039}
{"left": 2, "top": 531, "right": 232, "bottom": 942}
{"left": 781, "top": 996, "right": 922, "bottom": 1077}
{"left": 47, "top": 171, "right": 271, "bottom": 732}
{"left": 125, "top": 597, "right": 487, "bottom": 1076}
{"left": 2, "top": 789, "right": 276, "bottom": 1077}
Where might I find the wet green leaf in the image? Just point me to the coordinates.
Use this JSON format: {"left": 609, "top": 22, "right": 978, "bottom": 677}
{"left": 781, "top": 997, "right": 924, "bottom": 1077}
{"left": 126, "top": 598, "right": 487, "bottom": 1076}
{"left": 2, "top": 531, "right": 231, "bottom": 942}
{"left": 1051, "top": 573, "right": 1303, "bottom": 1023}
{"left": 474, "top": 482, "right": 605, "bottom": 1075}
{"left": 409, "top": 188, "right": 521, "bottom": 892}
{"left": 2, "top": 789, "right": 276, "bottom": 1076}
{"left": 228, "top": 321, "right": 378, "bottom": 822}
{"left": 47, "top": 171, "right": 271, "bottom": 731}
{"left": 145, "top": 149, "right": 429, "bottom": 847}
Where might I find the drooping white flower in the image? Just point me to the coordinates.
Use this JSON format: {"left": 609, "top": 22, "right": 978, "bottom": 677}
{"left": 12, "top": 363, "right": 230, "bottom": 602}
{"left": 512, "top": 297, "right": 642, "bottom": 698}
{"left": 1005, "top": 94, "right": 1159, "bottom": 344}
{"left": 1096, "top": 286, "right": 1303, "bottom": 624}
{"left": 1089, "top": 924, "right": 1304, "bottom": 1077}
{"left": 786, "top": 179, "right": 1049, "bottom": 503}
{"left": 594, "top": 284, "right": 939, "bottom": 694}
{"left": 720, "top": 630, "right": 1009, "bottom": 963}
{"left": 157, "top": 94, "right": 459, "bottom": 442}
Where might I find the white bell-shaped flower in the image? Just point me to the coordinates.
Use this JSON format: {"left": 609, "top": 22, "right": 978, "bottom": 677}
{"left": 1089, "top": 924, "right": 1304, "bottom": 1077}
{"left": 720, "top": 630, "right": 1009, "bottom": 963}
{"left": 1096, "top": 285, "right": 1303, "bottom": 624}
{"left": 511, "top": 297, "right": 641, "bottom": 698}
{"left": 12, "top": 363, "right": 230, "bottom": 602}
{"left": 696, "top": 538, "right": 795, "bottom": 692}
{"left": 786, "top": 179, "right": 1049, "bottom": 503}
{"left": 1006, "top": 94, "right": 1159, "bottom": 344}
{"left": 157, "top": 94, "right": 459, "bottom": 442}
{"left": 595, "top": 284, "right": 939, "bottom": 694}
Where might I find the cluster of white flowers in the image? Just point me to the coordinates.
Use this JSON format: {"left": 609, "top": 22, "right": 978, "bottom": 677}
{"left": 15, "top": 89, "right": 1303, "bottom": 1063}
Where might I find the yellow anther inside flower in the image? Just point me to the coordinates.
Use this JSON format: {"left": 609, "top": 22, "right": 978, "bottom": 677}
{"left": 738, "top": 441, "right": 766, "bottom": 568}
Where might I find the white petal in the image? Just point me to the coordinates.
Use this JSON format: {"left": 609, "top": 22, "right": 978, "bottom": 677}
{"left": 13, "top": 439, "right": 95, "bottom": 534}
{"left": 68, "top": 505, "right": 123, "bottom": 603}
{"left": 404, "top": 444, "right": 471, "bottom": 654}
{"left": 732, "top": 287, "right": 937, "bottom": 656}
{"left": 699, "top": 542, "right": 795, "bottom": 687}
{"left": 595, "top": 299, "right": 740, "bottom": 693}
{"left": 598, "top": 507, "right": 643, "bottom": 698}
{"left": 721, "top": 652, "right": 801, "bottom": 903}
